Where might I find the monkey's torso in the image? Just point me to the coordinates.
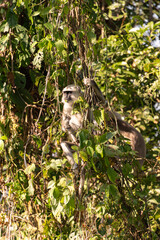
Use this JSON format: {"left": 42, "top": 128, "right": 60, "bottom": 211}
{"left": 62, "top": 110, "right": 83, "bottom": 132}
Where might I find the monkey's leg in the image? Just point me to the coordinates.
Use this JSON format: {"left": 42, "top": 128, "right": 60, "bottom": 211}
{"left": 60, "top": 141, "right": 78, "bottom": 171}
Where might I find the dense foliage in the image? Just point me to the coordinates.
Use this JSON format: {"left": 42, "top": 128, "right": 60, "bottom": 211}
{"left": 0, "top": 0, "right": 159, "bottom": 239}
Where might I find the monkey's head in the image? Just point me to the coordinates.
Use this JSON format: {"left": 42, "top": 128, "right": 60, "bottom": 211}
{"left": 62, "top": 85, "right": 82, "bottom": 106}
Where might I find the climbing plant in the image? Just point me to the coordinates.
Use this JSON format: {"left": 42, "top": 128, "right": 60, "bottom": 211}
{"left": 0, "top": 0, "right": 159, "bottom": 239}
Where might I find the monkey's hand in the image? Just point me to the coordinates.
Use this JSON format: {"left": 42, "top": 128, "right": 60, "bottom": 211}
{"left": 68, "top": 129, "right": 77, "bottom": 143}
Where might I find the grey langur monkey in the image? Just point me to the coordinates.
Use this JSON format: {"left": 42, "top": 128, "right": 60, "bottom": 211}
{"left": 61, "top": 85, "right": 83, "bottom": 169}
{"left": 61, "top": 82, "right": 146, "bottom": 170}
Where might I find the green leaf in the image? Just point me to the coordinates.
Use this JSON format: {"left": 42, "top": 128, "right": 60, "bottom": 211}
{"left": 15, "top": 24, "right": 28, "bottom": 33}
{"left": 104, "top": 146, "right": 118, "bottom": 158}
{"left": 93, "top": 109, "right": 102, "bottom": 125}
{"left": 107, "top": 167, "right": 119, "bottom": 183}
{"left": 53, "top": 187, "right": 61, "bottom": 199}
{"left": 148, "top": 199, "right": 159, "bottom": 205}
{"left": 40, "top": 7, "right": 51, "bottom": 16}
{"left": 44, "top": 22, "right": 53, "bottom": 33}
{"left": 109, "top": 184, "right": 120, "bottom": 198}
{"left": 71, "top": 145, "right": 79, "bottom": 151}
{"left": 32, "top": 50, "right": 44, "bottom": 70}
{"left": 63, "top": 4, "right": 69, "bottom": 15}
{"left": 32, "top": 11, "right": 40, "bottom": 17}
{"left": 55, "top": 40, "right": 64, "bottom": 53}
{"left": 47, "top": 161, "right": 58, "bottom": 171}
{"left": 14, "top": 71, "right": 26, "bottom": 89}
{"left": 122, "top": 163, "right": 132, "bottom": 177}
{"left": 95, "top": 145, "right": 103, "bottom": 157}
{"left": 24, "top": 163, "right": 36, "bottom": 175}
{"left": 79, "top": 130, "right": 90, "bottom": 149}
{"left": 0, "top": 34, "right": 9, "bottom": 51}
{"left": 38, "top": 81, "right": 45, "bottom": 95}
{"left": 0, "top": 135, "right": 8, "bottom": 140}
{"left": 32, "top": 135, "right": 42, "bottom": 148}
{"left": 73, "top": 152, "right": 79, "bottom": 164}
{"left": 96, "top": 131, "right": 117, "bottom": 145}
{"left": 0, "top": 139, "right": 4, "bottom": 153}
{"left": 42, "top": 144, "right": 50, "bottom": 154}
{"left": 48, "top": 180, "right": 55, "bottom": 189}
{"left": 0, "top": 22, "right": 9, "bottom": 32}
{"left": 87, "top": 30, "right": 96, "bottom": 44}
{"left": 87, "top": 146, "right": 95, "bottom": 156}
{"left": 58, "top": 177, "right": 66, "bottom": 188}
{"left": 79, "top": 151, "right": 88, "bottom": 161}
{"left": 7, "top": 11, "right": 18, "bottom": 28}
{"left": 10, "top": 88, "right": 32, "bottom": 110}
{"left": 123, "top": 70, "right": 137, "bottom": 78}
{"left": 155, "top": 210, "right": 160, "bottom": 220}
{"left": 66, "top": 197, "right": 75, "bottom": 215}
{"left": 28, "top": 178, "right": 34, "bottom": 196}
{"left": 104, "top": 157, "right": 110, "bottom": 167}
{"left": 91, "top": 158, "right": 97, "bottom": 172}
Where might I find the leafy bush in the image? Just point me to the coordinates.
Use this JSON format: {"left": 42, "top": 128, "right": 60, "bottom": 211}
{"left": 0, "top": 0, "right": 159, "bottom": 239}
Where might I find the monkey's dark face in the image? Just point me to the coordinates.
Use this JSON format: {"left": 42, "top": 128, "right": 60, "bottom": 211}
{"left": 63, "top": 91, "right": 73, "bottom": 102}
{"left": 62, "top": 85, "right": 81, "bottom": 105}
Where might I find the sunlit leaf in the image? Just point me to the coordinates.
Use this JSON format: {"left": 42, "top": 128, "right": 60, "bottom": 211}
{"left": 28, "top": 178, "right": 34, "bottom": 196}
{"left": 24, "top": 163, "right": 35, "bottom": 175}
{"left": 58, "top": 178, "right": 66, "bottom": 188}
{"left": 0, "top": 140, "right": 4, "bottom": 153}
{"left": 87, "top": 146, "right": 95, "bottom": 156}
{"left": 95, "top": 145, "right": 103, "bottom": 157}
{"left": 155, "top": 210, "right": 160, "bottom": 220}
{"left": 32, "top": 50, "right": 44, "bottom": 70}
{"left": 32, "top": 11, "right": 40, "bottom": 17}
{"left": 79, "top": 151, "right": 88, "bottom": 161}
{"left": 48, "top": 180, "right": 55, "bottom": 189}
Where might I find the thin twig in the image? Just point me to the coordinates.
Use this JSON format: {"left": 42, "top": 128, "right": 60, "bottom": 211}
{"left": 35, "top": 65, "right": 51, "bottom": 126}
{"left": 9, "top": 29, "right": 14, "bottom": 72}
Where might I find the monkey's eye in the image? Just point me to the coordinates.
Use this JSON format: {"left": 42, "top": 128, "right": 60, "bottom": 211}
{"left": 63, "top": 91, "right": 72, "bottom": 94}
{"left": 63, "top": 91, "right": 73, "bottom": 97}
{"left": 66, "top": 91, "right": 72, "bottom": 94}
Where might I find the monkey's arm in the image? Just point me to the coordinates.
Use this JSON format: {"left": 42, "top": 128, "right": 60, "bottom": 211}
{"left": 84, "top": 78, "right": 107, "bottom": 105}
{"left": 60, "top": 142, "right": 78, "bottom": 171}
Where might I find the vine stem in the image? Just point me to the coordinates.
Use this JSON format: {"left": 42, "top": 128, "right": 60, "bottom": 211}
{"left": 35, "top": 65, "right": 51, "bottom": 126}
{"left": 24, "top": 66, "right": 51, "bottom": 168}
{"left": 9, "top": 28, "right": 14, "bottom": 72}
